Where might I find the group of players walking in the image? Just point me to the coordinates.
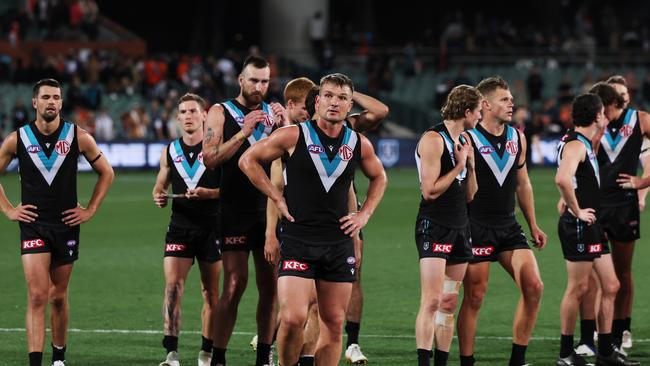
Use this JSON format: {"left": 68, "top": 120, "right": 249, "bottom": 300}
{"left": 0, "top": 54, "right": 646, "bottom": 366}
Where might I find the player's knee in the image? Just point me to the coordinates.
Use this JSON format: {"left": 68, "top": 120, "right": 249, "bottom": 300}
{"left": 421, "top": 296, "right": 441, "bottom": 315}
{"left": 601, "top": 279, "right": 620, "bottom": 299}
{"left": 49, "top": 292, "right": 67, "bottom": 310}
{"left": 223, "top": 275, "right": 247, "bottom": 300}
{"left": 165, "top": 280, "right": 185, "bottom": 300}
{"left": 28, "top": 290, "right": 48, "bottom": 309}
{"left": 572, "top": 280, "right": 591, "bottom": 300}
{"left": 439, "top": 279, "right": 461, "bottom": 312}
{"left": 281, "top": 312, "right": 307, "bottom": 331}
{"left": 464, "top": 284, "right": 486, "bottom": 310}
{"left": 523, "top": 277, "right": 544, "bottom": 303}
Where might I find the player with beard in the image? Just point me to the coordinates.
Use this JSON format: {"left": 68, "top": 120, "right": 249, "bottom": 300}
{"left": 414, "top": 85, "right": 480, "bottom": 366}
{"left": 202, "top": 55, "right": 285, "bottom": 366}
{"left": 0, "top": 78, "right": 114, "bottom": 366}
{"left": 239, "top": 73, "right": 387, "bottom": 366}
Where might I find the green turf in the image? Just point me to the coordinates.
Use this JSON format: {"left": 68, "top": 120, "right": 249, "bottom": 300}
{"left": 0, "top": 168, "right": 648, "bottom": 365}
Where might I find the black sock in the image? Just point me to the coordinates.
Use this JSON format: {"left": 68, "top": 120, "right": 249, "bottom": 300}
{"left": 345, "top": 321, "right": 360, "bottom": 347}
{"left": 509, "top": 343, "right": 527, "bottom": 366}
{"left": 579, "top": 319, "right": 596, "bottom": 346}
{"left": 211, "top": 347, "right": 226, "bottom": 366}
{"left": 624, "top": 317, "right": 631, "bottom": 332}
{"left": 29, "top": 352, "right": 42, "bottom": 366}
{"left": 460, "top": 354, "right": 475, "bottom": 366}
{"left": 201, "top": 336, "right": 213, "bottom": 353}
{"left": 417, "top": 348, "right": 432, "bottom": 366}
{"left": 560, "top": 334, "right": 574, "bottom": 358}
{"left": 162, "top": 335, "right": 178, "bottom": 353}
{"left": 299, "top": 355, "right": 315, "bottom": 366}
{"left": 612, "top": 319, "right": 625, "bottom": 346}
{"left": 598, "top": 333, "right": 614, "bottom": 357}
{"left": 52, "top": 344, "right": 66, "bottom": 362}
{"left": 256, "top": 343, "right": 271, "bottom": 366}
{"left": 433, "top": 349, "right": 449, "bottom": 366}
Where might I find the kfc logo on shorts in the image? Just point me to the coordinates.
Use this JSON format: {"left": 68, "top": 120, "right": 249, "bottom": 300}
{"left": 308, "top": 144, "right": 324, "bottom": 154}
{"left": 505, "top": 140, "right": 518, "bottom": 155}
{"left": 27, "top": 145, "right": 41, "bottom": 153}
{"left": 339, "top": 145, "right": 353, "bottom": 161}
{"left": 166, "top": 243, "right": 187, "bottom": 252}
{"left": 224, "top": 236, "right": 247, "bottom": 245}
{"left": 174, "top": 155, "right": 184, "bottom": 163}
{"left": 347, "top": 256, "right": 356, "bottom": 265}
{"left": 431, "top": 243, "right": 453, "bottom": 253}
{"left": 282, "top": 260, "right": 309, "bottom": 271}
{"left": 588, "top": 244, "right": 603, "bottom": 253}
{"left": 22, "top": 239, "right": 45, "bottom": 250}
{"left": 55, "top": 140, "right": 70, "bottom": 155}
{"left": 66, "top": 240, "right": 77, "bottom": 247}
{"left": 472, "top": 246, "right": 494, "bottom": 257}
{"left": 620, "top": 125, "right": 633, "bottom": 138}
{"left": 479, "top": 146, "right": 494, "bottom": 154}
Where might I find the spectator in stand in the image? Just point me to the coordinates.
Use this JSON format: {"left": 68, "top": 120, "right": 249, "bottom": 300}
{"left": 12, "top": 99, "right": 30, "bottom": 130}
{"left": 309, "top": 11, "right": 327, "bottom": 68}
{"left": 94, "top": 107, "right": 114, "bottom": 141}
{"left": 526, "top": 66, "right": 544, "bottom": 104}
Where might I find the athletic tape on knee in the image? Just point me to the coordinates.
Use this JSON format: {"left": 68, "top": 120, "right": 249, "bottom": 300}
{"left": 434, "top": 311, "right": 455, "bottom": 327}
{"left": 443, "top": 279, "right": 461, "bottom": 294}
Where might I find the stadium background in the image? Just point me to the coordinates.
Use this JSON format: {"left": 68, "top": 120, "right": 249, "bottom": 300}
{"left": 0, "top": 0, "right": 649, "bottom": 364}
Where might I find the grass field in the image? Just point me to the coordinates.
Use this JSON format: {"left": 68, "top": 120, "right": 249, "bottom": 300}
{"left": 0, "top": 168, "right": 648, "bottom": 365}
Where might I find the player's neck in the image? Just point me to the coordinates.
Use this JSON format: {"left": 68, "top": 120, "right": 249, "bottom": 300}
{"left": 236, "top": 95, "right": 261, "bottom": 110}
{"left": 480, "top": 117, "right": 505, "bottom": 136}
{"left": 443, "top": 119, "right": 464, "bottom": 140}
{"left": 35, "top": 117, "right": 61, "bottom": 135}
{"left": 182, "top": 131, "right": 202, "bottom": 146}
{"left": 316, "top": 117, "right": 343, "bottom": 138}
{"left": 576, "top": 125, "right": 597, "bottom": 140}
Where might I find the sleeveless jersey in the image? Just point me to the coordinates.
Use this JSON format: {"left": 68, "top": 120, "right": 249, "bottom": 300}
{"left": 219, "top": 99, "right": 275, "bottom": 214}
{"left": 416, "top": 123, "right": 468, "bottom": 228}
{"left": 167, "top": 139, "right": 220, "bottom": 228}
{"left": 467, "top": 124, "right": 522, "bottom": 227}
{"left": 598, "top": 108, "right": 642, "bottom": 206}
{"left": 558, "top": 130, "right": 601, "bottom": 211}
{"left": 17, "top": 120, "right": 78, "bottom": 224}
{"left": 280, "top": 120, "right": 361, "bottom": 244}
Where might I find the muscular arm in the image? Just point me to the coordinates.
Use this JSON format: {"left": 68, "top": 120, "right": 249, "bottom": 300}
{"left": 347, "top": 91, "right": 389, "bottom": 133}
{"left": 239, "top": 126, "right": 299, "bottom": 220}
{"left": 152, "top": 147, "right": 171, "bottom": 208}
{"left": 0, "top": 133, "right": 36, "bottom": 222}
{"left": 555, "top": 141, "right": 593, "bottom": 223}
{"left": 264, "top": 158, "right": 285, "bottom": 263}
{"left": 341, "top": 135, "right": 387, "bottom": 234}
{"left": 463, "top": 133, "right": 477, "bottom": 202}
{"left": 62, "top": 128, "right": 114, "bottom": 226}
{"left": 418, "top": 132, "right": 465, "bottom": 201}
{"left": 515, "top": 131, "right": 547, "bottom": 248}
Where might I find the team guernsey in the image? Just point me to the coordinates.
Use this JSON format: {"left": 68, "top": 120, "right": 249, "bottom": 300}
{"left": 597, "top": 107, "right": 642, "bottom": 241}
{"left": 164, "top": 139, "right": 221, "bottom": 262}
{"left": 557, "top": 131, "right": 607, "bottom": 261}
{"left": 219, "top": 99, "right": 276, "bottom": 251}
{"left": 466, "top": 124, "right": 528, "bottom": 261}
{"left": 415, "top": 123, "right": 472, "bottom": 262}
{"left": 278, "top": 120, "right": 360, "bottom": 281}
{"left": 598, "top": 108, "right": 642, "bottom": 206}
{"left": 17, "top": 120, "right": 80, "bottom": 260}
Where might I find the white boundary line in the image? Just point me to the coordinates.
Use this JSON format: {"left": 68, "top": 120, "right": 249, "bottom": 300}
{"left": 0, "top": 328, "right": 648, "bottom": 342}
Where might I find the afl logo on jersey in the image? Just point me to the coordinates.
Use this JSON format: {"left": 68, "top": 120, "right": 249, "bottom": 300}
{"left": 174, "top": 155, "right": 184, "bottom": 163}
{"left": 479, "top": 146, "right": 494, "bottom": 154}
{"left": 27, "top": 145, "right": 41, "bottom": 153}
{"left": 308, "top": 144, "right": 324, "bottom": 154}
{"left": 55, "top": 140, "right": 70, "bottom": 155}
{"left": 505, "top": 140, "right": 518, "bottom": 155}
{"left": 620, "top": 125, "right": 633, "bottom": 137}
{"left": 339, "top": 145, "right": 353, "bottom": 161}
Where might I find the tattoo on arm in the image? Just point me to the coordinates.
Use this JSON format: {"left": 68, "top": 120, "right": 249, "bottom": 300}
{"left": 205, "top": 128, "right": 214, "bottom": 143}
